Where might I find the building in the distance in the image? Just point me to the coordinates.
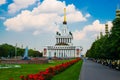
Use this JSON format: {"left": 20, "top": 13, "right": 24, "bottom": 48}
{"left": 116, "top": 5, "right": 120, "bottom": 18}
{"left": 44, "top": 8, "right": 82, "bottom": 58}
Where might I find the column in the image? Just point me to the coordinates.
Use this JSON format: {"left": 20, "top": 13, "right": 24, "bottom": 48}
{"left": 67, "top": 50, "right": 69, "bottom": 58}
{"left": 74, "top": 49, "right": 75, "bottom": 58}
{"left": 62, "top": 50, "right": 64, "bottom": 57}
{"left": 68, "top": 50, "right": 70, "bottom": 58}
{"left": 56, "top": 38, "right": 58, "bottom": 44}
{"left": 62, "top": 50, "right": 64, "bottom": 58}
{"left": 63, "top": 49, "right": 65, "bottom": 58}
{"left": 56, "top": 49, "right": 57, "bottom": 57}
{"left": 60, "top": 50, "right": 61, "bottom": 58}
{"left": 63, "top": 38, "right": 64, "bottom": 43}
{"left": 71, "top": 49, "right": 74, "bottom": 58}
{"left": 64, "top": 49, "right": 65, "bottom": 58}
{"left": 70, "top": 49, "right": 72, "bottom": 57}
{"left": 60, "top": 38, "right": 61, "bottom": 43}
{"left": 57, "top": 49, "right": 59, "bottom": 57}
{"left": 64, "top": 49, "right": 66, "bottom": 58}
{"left": 65, "top": 38, "right": 66, "bottom": 43}
{"left": 66, "top": 50, "right": 67, "bottom": 58}
{"left": 60, "top": 50, "right": 62, "bottom": 58}
{"left": 58, "top": 38, "right": 60, "bottom": 43}
{"left": 49, "top": 50, "right": 51, "bottom": 58}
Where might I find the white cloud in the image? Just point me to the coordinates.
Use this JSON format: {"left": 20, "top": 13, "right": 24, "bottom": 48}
{"left": 33, "top": 30, "right": 40, "bottom": 35}
{"left": 73, "top": 20, "right": 113, "bottom": 54}
{"left": 4, "top": 0, "right": 89, "bottom": 35}
{"left": 85, "top": 13, "right": 91, "bottom": 18}
{"left": 73, "top": 20, "right": 113, "bottom": 40}
{"left": 0, "top": 0, "right": 6, "bottom": 5}
{"left": 4, "top": 10, "right": 59, "bottom": 32}
{"left": 73, "top": 30, "right": 85, "bottom": 40}
{"left": 8, "top": 0, "right": 38, "bottom": 13}
{"left": 66, "top": 11, "right": 86, "bottom": 23}
{"left": 0, "top": 16, "right": 6, "bottom": 20}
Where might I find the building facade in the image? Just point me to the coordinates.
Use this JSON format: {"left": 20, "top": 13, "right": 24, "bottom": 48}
{"left": 44, "top": 8, "right": 82, "bottom": 58}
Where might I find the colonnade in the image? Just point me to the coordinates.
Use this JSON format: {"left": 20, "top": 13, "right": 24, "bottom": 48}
{"left": 56, "top": 38, "right": 72, "bottom": 44}
{"left": 47, "top": 49, "right": 76, "bottom": 58}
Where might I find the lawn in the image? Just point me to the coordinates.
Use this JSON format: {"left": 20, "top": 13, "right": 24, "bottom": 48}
{"left": 0, "top": 60, "right": 71, "bottom": 80}
{"left": 52, "top": 60, "right": 83, "bottom": 80}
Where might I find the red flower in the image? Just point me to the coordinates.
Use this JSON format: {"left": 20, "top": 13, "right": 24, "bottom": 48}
{"left": 20, "top": 58, "right": 81, "bottom": 80}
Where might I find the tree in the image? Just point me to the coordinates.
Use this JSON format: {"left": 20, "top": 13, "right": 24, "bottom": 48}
{"left": 86, "top": 18, "right": 120, "bottom": 59}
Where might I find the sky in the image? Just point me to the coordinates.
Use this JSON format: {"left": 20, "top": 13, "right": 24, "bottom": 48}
{"left": 0, "top": 0, "right": 120, "bottom": 54}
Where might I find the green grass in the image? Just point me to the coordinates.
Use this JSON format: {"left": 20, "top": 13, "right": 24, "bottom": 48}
{"left": 0, "top": 60, "right": 70, "bottom": 80}
{"left": 52, "top": 60, "right": 83, "bottom": 80}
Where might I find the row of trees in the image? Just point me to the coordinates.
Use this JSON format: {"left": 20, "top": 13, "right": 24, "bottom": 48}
{"left": 0, "top": 43, "right": 42, "bottom": 58}
{"left": 86, "top": 18, "right": 120, "bottom": 60}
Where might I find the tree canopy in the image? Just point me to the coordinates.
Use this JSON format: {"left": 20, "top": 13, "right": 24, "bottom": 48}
{"left": 86, "top": 18, "right": 120, "bottom": 60}
{"left": 0, "top": 43, "right": 42, "bottom": 58}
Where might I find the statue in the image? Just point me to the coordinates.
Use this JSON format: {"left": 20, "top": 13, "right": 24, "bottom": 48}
{"left": 22, "top": 46, "right": 30, "bottom": 60}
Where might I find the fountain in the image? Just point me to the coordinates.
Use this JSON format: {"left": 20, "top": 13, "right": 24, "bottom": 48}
{"left": 22, "top": 46, "right": 30, "bottom": 60}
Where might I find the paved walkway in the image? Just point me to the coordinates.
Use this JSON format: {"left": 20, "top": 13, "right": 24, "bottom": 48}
{"left": 79, "top": 60, "right": 120, "bottom": 80}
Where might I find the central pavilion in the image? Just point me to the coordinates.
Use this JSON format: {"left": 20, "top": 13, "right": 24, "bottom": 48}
{"left": 44, "top": 8, "right": 82, "bottom": 58}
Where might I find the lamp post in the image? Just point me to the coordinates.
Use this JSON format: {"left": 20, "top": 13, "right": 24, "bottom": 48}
{"left": 15, "top": 43, "right": 17, "bottom": 59}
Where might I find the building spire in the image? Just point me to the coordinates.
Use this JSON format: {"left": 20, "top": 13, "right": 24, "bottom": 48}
{"left": 105, "top": 23, "right": 109, "bottom": 36}
{"left": 116, "top": 4, "right": 120, "bottom": 18}
{"left": 63, "top": 8, "right": 67, "bottom": 24}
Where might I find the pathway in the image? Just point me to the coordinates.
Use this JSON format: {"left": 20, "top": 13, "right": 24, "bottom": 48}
{"left": 79, "top": 60, "right": 120, "bottom": 80}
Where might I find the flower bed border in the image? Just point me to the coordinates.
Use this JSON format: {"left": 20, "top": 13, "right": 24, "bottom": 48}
{"left": 20, "top": 58, "right": 81, "bottom": 80}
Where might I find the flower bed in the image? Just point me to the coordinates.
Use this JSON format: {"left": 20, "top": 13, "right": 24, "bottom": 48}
{"left": 20, "top": 58, "right": 81, "bottom": 80}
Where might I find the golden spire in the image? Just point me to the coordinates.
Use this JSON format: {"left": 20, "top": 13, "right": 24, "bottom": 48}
{"left": 63, "top": 8, "right": 67, "bottom": 24}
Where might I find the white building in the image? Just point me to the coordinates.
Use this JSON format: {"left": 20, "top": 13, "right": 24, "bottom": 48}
{"left": 44, "top": 8, "right": 82, "bottom": 58}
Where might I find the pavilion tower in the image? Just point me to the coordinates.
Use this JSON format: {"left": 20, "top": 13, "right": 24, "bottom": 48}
{"left": 105, "top": 23, "right": 109, "bottom": 36}
{"left": 56, "top": 8, "right": 73, "bottom": 46}
{"left": 46, "top": 8, "right": 82, "bottom": 58}
{"left": 116, "top": 4, "right": 120, "bottom": 18}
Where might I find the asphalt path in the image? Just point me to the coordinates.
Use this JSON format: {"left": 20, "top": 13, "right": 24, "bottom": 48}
{"left": 79, "top": 60, "right": 120, "bottom": 80}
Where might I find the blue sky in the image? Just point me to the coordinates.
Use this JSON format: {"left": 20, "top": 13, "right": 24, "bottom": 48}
{"left": 0, "top": 0, "right": 119, "bottom": 54}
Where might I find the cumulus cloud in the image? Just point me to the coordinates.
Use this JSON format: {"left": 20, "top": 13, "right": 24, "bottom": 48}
{"left": 85, "top": 13, "right": 91, "bottom": 18}
{"left": 0, "top": 16, "right": 6, "bottom": 20}
{"left": 73, "top": 30, "right": 85, "bottom": 40}
{"left": 4, "top": 0, "right": 89, "bottom": 35}
{"left": 0, "top": 0, "right": 6, "bottom": 5}
{"left": 8, "top": 0, "right": 38, "bottom": 13}
{"left": 73, "top": 20, "right": 113, "bottom": 40}
{"left": 66, "top": 11, "right": 87, "bottom": 23}
{"left": 4, "top": 10, "right": 59, "bottom": 32}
